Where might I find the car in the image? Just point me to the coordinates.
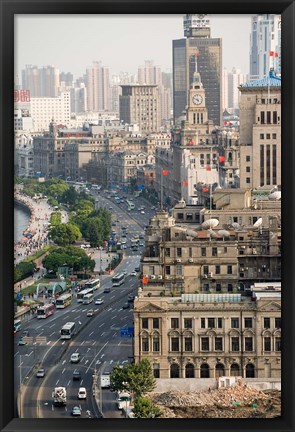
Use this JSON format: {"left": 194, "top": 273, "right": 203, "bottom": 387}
{"left": 139, "top": 234, "right": 144, "bottom": 239}
{"left": 87, "top": 309, "right": 94, "bottom": 317}
{"left": 121, "top": 240, "right": 127, "bottom": 244}
{"left": 21, "top": 330, "right": 29, "bottom": 338}
{"left": 122, "top": 234, "right": 127, "bottom": 238}
{"left": 121, "top": 269, "right": 127, "bottom": 275}
{"left": 95, "top": 298, "right": 104, "bottom": 305}
{"left": 36, "top": 368, "right": 45, "bottom": 378}
{"left": 140, "top": 210, "right": 145, "bottom": 214}
{"left": 122, "top": 244, "right": 127, "bottom": 249}
{"left": 18, "top": 337, "right": 26, "bottom": 346}
{"left": 122, "top": 303, "right": 130, "bottom": 309}
{"left": 71, "top": 406, "right": 82, "bottom": 416}
{"left": 134, "top": 267, "right": 140, "bottom": 272}
{"left": 103, "top": 287, "right": 111, "bottom": 293}
{"left": 130, "top": 271, "right": 137, "bottom": 276}
{"left": 128, "top": 295, "right": 135, "bottom": 303}
{"left": 78, "top": 387, "right": 87, "bottom": 399}
{"left": 73, "top": 370, "right": 81, "bottom": 381}
{"left": 70, "top": 353, "right": 81, "bottom": 363}
{"left": 139, "top": 242, "right": 144, "bottom": 247}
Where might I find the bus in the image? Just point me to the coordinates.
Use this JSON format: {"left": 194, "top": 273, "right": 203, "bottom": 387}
{"left": 77, "top": 287, "right": 94, "bottom": 303}
{"left": 84, "top": 278, "right": 100, "bottom": 290}
{"left": 60, "top": 322, "right": 75, "bottom": 340}
{"left": 82, "top": 292, "right": 94, "bottom": 304}
{"left": 112, "top": 273, "right": 126, "bottom": 287}
{"left": 37, "top": 303, "right": 55, "bottom": 319}
{"left": 55, "top": 293, "right": 72, "bottom": 309}
{"left": 127, "top": 200, "right": 135, "bottom": 210}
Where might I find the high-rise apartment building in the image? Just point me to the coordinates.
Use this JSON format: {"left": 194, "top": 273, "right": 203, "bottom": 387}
{"left": 86, "top": 61, "right": 111, "bottom": 111}
{"left": 239, "top": 69, "right": 281, "bottom": 189}
{"left": 21, "top": 65, "right": 60, "bottom": 97}
{"left": 250, "top": 14, "right": 281, "bottom": 81}
{"left": 173, "top": 14, "right": 222, "bottom": 126}
{"left": 119, "top": 84, "right": 160, "bottom": 133}
{"left": 223, "top": 68, "right": 248, "bottom": 113}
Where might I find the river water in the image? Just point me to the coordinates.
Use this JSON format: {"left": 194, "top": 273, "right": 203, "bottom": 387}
{"left": 14, "top": 204, "right": 30, "bottom": 242}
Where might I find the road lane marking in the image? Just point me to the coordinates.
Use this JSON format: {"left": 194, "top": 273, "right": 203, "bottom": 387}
{"left": 61, "top": 341, "right": 65, "bottom": 345}
{"left": 92, "top": 341, "right": 96, "bottom": 346}
{"left": 27, "top": 351, "right": 33, "bottom": 357}
{"left": 99, "top": 323, "right": 104, "bottom": 328}
{"left": 37, "top": 332, "right": 43, "bottom": 336}
{"left": 110, "top": 295, "right": 115, "bottom": 300}
{"left": 67, "top": 380, "right": 71, "bottom": 386}
{"left": 111, "top": 316, "right": 116, "bottom": 320}
{"left": 101, "top": 332, "right": 105, "bottom": 336}
{"left": 47, "top": 341, "right": 51, "bottom": 345}
{"left": 14, "top": 351, "right": 19, "bottom": 357}
{"left": 55, "top": 379, "right": 59, "bottom": 385}
{"left": 49, "top": 331, "right": 55, "bottom": 337}
{"left": 62, "top": 368, "right": 66, "bottom": 374}
{"left": 49, "top": 323, "right": 55, "bottom": 328}
{"left": 62, "top": 360, "right": 66, "bottom": 365}
{"left": 86, "top": 341, "right": 109, "bottom": 373}
{"left": 89, "top": 331, "right": 94, "bottom": 336}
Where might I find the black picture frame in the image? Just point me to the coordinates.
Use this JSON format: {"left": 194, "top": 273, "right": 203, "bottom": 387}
{"left": 1, "top": 1, "right": 294, "bottom": 431}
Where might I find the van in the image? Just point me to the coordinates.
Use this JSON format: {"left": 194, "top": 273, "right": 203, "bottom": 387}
{"left": 100, "top": 372, "right": 111, "bottom": 388}
{"left": 14, "top": 320, "right": 22, "bottom": 332}
{"left": 78, "top": 387, "right": 87, "bottom": 399}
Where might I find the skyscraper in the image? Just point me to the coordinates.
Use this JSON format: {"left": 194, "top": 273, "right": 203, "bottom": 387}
{"left": 86, "top": 61, "right": 111, "bottom": 111}
{"left": 21, "top": 65, "right": 60, "bottom": 97}
{"left": 223, "top": 67, "right": 248, "bottom": 113}
{"left": 173, "top": 14, "right": 222, "bottom": 126}
{"left": 250, "top": 14, "right": 281, "bottom": 81}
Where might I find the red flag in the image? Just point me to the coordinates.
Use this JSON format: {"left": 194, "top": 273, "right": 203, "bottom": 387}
{"left": 142, "top": 276, "right": 148, "bottom": 285}
{"left": 224, "top": 121, "right": 227, "bottom": 126}
{"left": 189, "top": 139, "right": 194, "bottom": 145}
{"left": 203, "top": 187, "right": 209, "bottom": 193}
{"left": 162, "top": 169, "right": 169, "bottom": 176}
{"left": 206, "top": 166, "right": 211, "bottom": 171}
{"left": 182, "top": 180, "right": 188, "bottom": 187}
{"left": 195, "top": 51, "right": 200, "bottom": 57}
{"left": 218, "top": 156, "right": 225, "bottom": 163}
{"left": 275, "top": 52, "right": 279, "bottom": 57}
{"left": 269, "top": 51, "right": 274, "bottom": 56}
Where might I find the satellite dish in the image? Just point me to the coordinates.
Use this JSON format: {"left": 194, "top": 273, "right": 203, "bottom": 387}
{"left": 268, "top": 191, "right": 281, "bottom": 200}
{"left": 202, "top": 218, "right": 219, "bottom": 229}
{"left": 208, "top": 229, "right": 218, "bottom": 237}
{"left": 231, "top": 222, "right": 241, "bottom": 230}
{"left": 218, "top": 229, "right": 230, "bottom": 237}
{"left": 253, "top": 217, "right": 263, "bottom": 228}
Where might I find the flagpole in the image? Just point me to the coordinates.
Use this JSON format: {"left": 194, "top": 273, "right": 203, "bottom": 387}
{"left": 160, "top": 172, "right": 163, "bottom": 210}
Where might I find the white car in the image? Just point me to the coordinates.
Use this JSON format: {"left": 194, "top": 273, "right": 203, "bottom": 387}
{"left": 130, "top": 271, "right": 137, "bottom": 276}
{"left": 95, "top": 298, "right": 104, "bottom": 305}
{"left": 70, "top": 353, "right": 80, "bottom": 363}
{"left": 78, "top": 387, "right": 87, "bottom": 399}
{"left": 140, "top": 210, "right": 145, "bottom": 214}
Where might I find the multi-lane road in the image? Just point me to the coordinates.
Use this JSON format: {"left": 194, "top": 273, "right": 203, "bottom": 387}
{"left": 15, "top": 191, "right": 157, "bottom": 418}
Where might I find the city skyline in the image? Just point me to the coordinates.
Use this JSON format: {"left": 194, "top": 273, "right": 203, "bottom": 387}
{"left": 15, "top": 14, "right": 252, "bottom": 79}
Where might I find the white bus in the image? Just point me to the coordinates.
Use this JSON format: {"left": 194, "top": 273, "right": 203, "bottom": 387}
{"left": 60, "top": 322, "right": 75, "bottom": 339}
{"left": 55, "top": 293, "right": 72, "bottom": 309}
{"left": 112, "top": 273, "right": 125, "bottom": 287}
{"left": 37, "top": 303, "right": 55, "bottom": 319}
{"left": 84, "top": 278, "right": 100, "bottom": 290}
{"left": 127, "top": 200, "right": 135, "bottom": 210}
{"left": 82, "top": 292, "right": 94, "bottom": 304}
{"left": 77, "top": 288, "right": 94, "bottom": 303}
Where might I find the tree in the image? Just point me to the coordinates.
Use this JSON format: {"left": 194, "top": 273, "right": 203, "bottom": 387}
{"left": 48, "top": 223, "right": 82, "bottom": 246}
{"left": 42, "top": 246, "right": 95, "bottom": 274}
{"left": 110, "top": 358, "right": 156, "bottom": 398}
{"left": 132, "top": 397, "right": 162, "bottom": 418}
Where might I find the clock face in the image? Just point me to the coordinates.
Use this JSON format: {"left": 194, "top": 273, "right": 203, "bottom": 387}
{"left": 192, "top": 94, "right": 203, "bottom": 105}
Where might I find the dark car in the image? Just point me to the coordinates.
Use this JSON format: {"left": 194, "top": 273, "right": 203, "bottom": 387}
{"left": 21, "top": 330, "right": 29, "bottom": 338}
{"left": 73, "top": 370, "right": 81, "bottom": 381}
{"left": 18, "top": 337, "right": 26, "bottom": 346}
{"left": 122, "top": 303, "right": 130, "bottom": 309}
{"left": 128, "top": 295, "right": 135, "bottom": 303}
{"left": 104, "top": 287, "right": 111, "bottom": 293}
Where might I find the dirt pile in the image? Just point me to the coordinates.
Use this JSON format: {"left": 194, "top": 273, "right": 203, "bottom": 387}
{"left": 150, "top": 386, "right": 281, "bottom": 418}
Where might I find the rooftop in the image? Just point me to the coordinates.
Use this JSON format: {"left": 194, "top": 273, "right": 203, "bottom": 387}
{"left": 240, "top": 69, "right": 281, "bottom": 88}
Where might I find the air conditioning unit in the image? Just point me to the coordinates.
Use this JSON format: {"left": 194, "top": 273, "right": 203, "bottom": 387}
{"left": 208, "top": 272, "right": 213, "bottom": 277}
{"left": 166, "top": 275, "right": 171, "bottom": 280}
{"left": 253, "top": 250, "right": 257, "bottom": 254}
{"left": 158, "top": 275, "right": 163, "bottom": 279}
{"left": 188, "top": 258, "right": 194, "bottom": 263}
{"left": 176, "top": 258, "right": 182, "bottom": 263}
{"left": 150, "top": 275, "right": 156, "bottom": 279}
{"left": 203, "top": 274, "right": 208, "bottom": 279}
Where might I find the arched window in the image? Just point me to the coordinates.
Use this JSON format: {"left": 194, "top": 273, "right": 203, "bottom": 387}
{"left": 185, "top": 363, "right": 195, "bottom": 378}
{"left": 215, "top": 363, "right": 225, "bottom": 377}
{"left": 230, "top": 363, "right": 240, "bottom": 376}
{"left": 170, "top": 363, "right": 180, "bottom": 378}
{"left": 246, "top": 363, "right": 255, "bottom": 378}
{"left": 200, "top": 363, "right": 210, "bottom": 378}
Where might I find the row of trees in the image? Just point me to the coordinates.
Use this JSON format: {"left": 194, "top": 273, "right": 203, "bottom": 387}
{"left": 42, "top": 246, "right": 95, "bottom": 275}
{"left": 110, "top": 359, "right": 162, "bottom": 418}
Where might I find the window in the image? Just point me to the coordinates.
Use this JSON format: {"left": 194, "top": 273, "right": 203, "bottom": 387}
{"left": 176, "top": 265, "right": 182, "bottom": 275}
{"left": 264, "top": 337, "right": 271, "bottom": 351}
{"left": 272, "top": 133, "right": 277, "bottom": 139}
{"left": 266, "top": 133, "right": 271, "bottom": 139}
{"left": 275, "top": 337, "right": 281, "bottom": 351}
{"left": 228, "top": 284, "right": 233, "bottom": 292}
{"left": 153, "top": 318, "right": 159, "bottom": 329}
{"left": 176, "top": 248, "right": 182, "bottom": 257}
{"left": 246, "top": 177, "right": 251, "bottom": 184}
{"left": 142, "top": 337, "right": 149, "bottom": 352}
{"left": 171, "top": 318, "right": 179, "bottom": 329}
{"left": 217, "top": 318, "right": 222, "bottom": 328}
{"left": 212, "top": 247, "right": 217, "bottom": 257}
{"left": 153, "top": 336, "right": 160, "bottom": 352}
{"left": 275, "top": 317, "right": 281, "bottom": 328}
{"left": 264, "top": 317, "right": 270, "bottom": 328}
{"left": 203, "top": 283, "right": 209, "bottom": 292}
{"left": 153, "top": 363, "right": 160, "bottom": 378}
{"left": 203, "top": 265, "right": 209, "bottom": 275}
{"left": 244, "top": 317, "right": 253, "bottom": 328}
{"left": 165, "top": 248, "right": 170, "bottom": 257}
{"left": 231, "top": 318, "right": 239, "bottom": 328}
{"left": 184, "top": 318, "right": 192, "bottom": 329}
{"left": 201, "top": 337, "right": 209, "bottom": 351}
{"left": 215, "top": 267, "right": 221, "bottom": 277}
{"left": 246, "top": 166, "right": 251, "bottom": 172}
{"left": 208, "top": 318, "right": 215, "bottom": 328}
{"left": 260, "top": 133, "right": 264, "bottom": 139}
{"left": 216, "top": 283, "right": 221, "bottom": 292}
{"left": 185, "top": 337, "right": 193, "bottom": 351}
{"left": 171, "top": 337, "right": 179, "bottom": 351}
{"left": 142, "top": 318, "right": 148, "bottom": 329}
{"left": 246, "top": 156, "right": 251, "bottom": 162}
{"left": 201, "top": 318, "right": 205, "bottom": 328}
{"left": 215, "top": 337, "right": 223, "bottom": 351}
{"left": 227, "top": 265, "right": 233, "bottom": 274}
{"left": 165, "top": 266, "right": 171, "bottom": 275}
{"left": 201, "top": 247, "right": 206, "bottom": 257}
{"left": 245, "top": 337, "right": 253, "bottom": 351}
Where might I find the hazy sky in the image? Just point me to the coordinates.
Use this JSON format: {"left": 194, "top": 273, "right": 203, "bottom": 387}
{"left": 15, "top": 14, "right": 252, "bottom": 79}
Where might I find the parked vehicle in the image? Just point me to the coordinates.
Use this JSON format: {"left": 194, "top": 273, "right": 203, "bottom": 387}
{"left": 100, "top": 372, "right": 111, "bottom": 388}
{"left": 52, "top": 387, "right": 67, "bottom": 406}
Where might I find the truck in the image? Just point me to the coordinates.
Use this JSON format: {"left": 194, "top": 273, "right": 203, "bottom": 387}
{"left": 100, "top": 372, "right": 111, "bottom": 388}
{"left": 52, "top": 387, "right": 67, "bottom": 406}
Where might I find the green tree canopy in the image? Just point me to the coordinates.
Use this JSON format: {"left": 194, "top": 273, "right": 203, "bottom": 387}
{"left": 48, "top": 223, "right": 82, "bottom": 246}
{"left": 110, "top": 359, "right": 156, "bottom": 398}
{"left": 132, "top": 397, "right": 162, "bottom": 418}
{"left": 42, "top": 246, "right": 95, "bottom": 273}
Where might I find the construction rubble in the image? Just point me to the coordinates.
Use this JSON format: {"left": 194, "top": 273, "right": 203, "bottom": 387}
{"left": 149, "top": 385, "right": 281, "bottom": 418}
